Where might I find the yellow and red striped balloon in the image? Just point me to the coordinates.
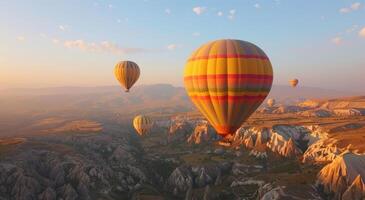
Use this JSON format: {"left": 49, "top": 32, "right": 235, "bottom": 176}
{"left": 114, "top": 61, "right": 140, "bottom": 92}
{"left": 133, "top": 115, "right": 153, "bottom": 136}
{"left": 184, "top": 39, "right": 273, "bottom": 137}
{"left": 267, "top": 98, "right": 276, "bottom": 107}
{"left": 289, "top": 79, "right": 298, "bottom": 87}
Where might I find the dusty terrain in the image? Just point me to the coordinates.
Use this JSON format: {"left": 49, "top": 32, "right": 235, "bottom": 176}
{"left": 0, "top": 85, "right": 364, "bottom": 199}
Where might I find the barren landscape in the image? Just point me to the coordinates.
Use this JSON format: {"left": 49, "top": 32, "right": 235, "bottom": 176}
{"left": 0, "top": 85, "right": 364, "bottom": 200}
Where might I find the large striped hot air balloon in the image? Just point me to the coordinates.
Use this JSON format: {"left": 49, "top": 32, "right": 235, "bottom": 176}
{"left": 184, "top": 39, "right": 273, "bottom": 137}
{"left": 114, "top": 61, "right": 140, "bottom": 92}
{"left": 289, "top": 79, "right": 298, "bottom": 87}
{"left": 133, "top": 115, "right": 153, "bottom": 136}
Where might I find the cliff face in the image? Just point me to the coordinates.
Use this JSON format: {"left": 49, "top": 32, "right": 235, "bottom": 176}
{"left": 316, "top": 152, "right": 365, "bottom": 200}
{"left": 279, "top": 138, "right": 302, "bottom": 158}
{"left": 167, "top": 119, "right": 220, "bottom": 145}
{"left": 186, "top": 122, "right": 219, "bottom": 144}
{"left": 233, "top": 127, "right": 271, "bottom": 150}
{"left": 232, "top": 125, "right": 308, "bottom": 159}
{"left": 168, "top": 120, "right": 194, "bottom": 143}
{"left": 303, "top": 138, "right": 341, "bottom": 163}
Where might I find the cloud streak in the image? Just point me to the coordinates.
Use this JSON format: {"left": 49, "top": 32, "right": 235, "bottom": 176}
{"left": 228, "top": 9, "right": 236, "bottom": 20}
{"left": 53, "top": 39, "right": 146, "bottom": 55}
{"left": 339, "top": 2, "right": 362, "bottom": 13}
{"left": 193, "top": 6, "right": 206, "bottom": 15}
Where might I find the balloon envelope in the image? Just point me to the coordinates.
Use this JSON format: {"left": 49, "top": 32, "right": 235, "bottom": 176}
{"left": 289, "top": 79, "right": 298, "bottom": 87}
{"left": 184, "top": 39, "right": 273, "bottom": 137}
{"left": 267, "top": 98, "right": 275, "bottom": 107}
{"left": 114, "top": 61, "right": 140, "bottom": 92}
{"left": 133, "top": 115, "right": 153, "bottom": 136}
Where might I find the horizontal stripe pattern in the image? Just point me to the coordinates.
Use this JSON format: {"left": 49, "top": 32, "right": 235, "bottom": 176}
{"left": 184, "top": 74, "right": 273, "bottom": 80}
{"left": 185, "top": 80, "right": 272, "bottom": 85}
{"left": 189, "top": 95, "right": 267, "bottom": 101}
{"left": 188, "top": 54, "right": 269, "bottom": 62}
{"left": 183, "top": 39, "right": 273, "bottom": 136}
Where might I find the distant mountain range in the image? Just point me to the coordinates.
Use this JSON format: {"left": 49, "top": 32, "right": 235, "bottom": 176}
{"left": 0, "top": 83, "right": 362, "bottom": 137}
{"left": 0, "top": 83, "right": 361, "bottom": 121}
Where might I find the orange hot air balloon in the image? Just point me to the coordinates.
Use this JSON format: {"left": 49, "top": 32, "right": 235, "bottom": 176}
{"left": 133, "top": 115, "right": 153, "bottom": 136}
{"left": 114, "top": 61, "right": 140, "bottom": 92}
{"left": 289, "top": 79, "right": 298, "bottom": 87}
{"left": 184, "top": 39, "right": 273, "bottom": 137}
{"left": 267, "top": 98, "right": 275, "bottom": 107}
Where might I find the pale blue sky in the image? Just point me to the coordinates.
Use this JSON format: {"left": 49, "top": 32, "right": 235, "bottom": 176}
{"left": 0, "top": 0, "right": 364, "bottom": 92}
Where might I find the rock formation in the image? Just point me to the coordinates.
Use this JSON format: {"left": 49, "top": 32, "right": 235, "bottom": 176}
{"left": 168, "top": 120, "right": 194, "bottom": 143}
{"left": 279, "top": 138, "right": 302, "bottom": 158}
{"left": 298, "top": 109, "right": 332, "bottom": 117}
{"left": 316, "top": 152, "right": 365, "bottom": 199}
{"left": 187, "top": 121, "right": 219, "bottom": 144}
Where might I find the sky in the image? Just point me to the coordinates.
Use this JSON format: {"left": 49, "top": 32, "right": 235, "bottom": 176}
{"left": 0, "top": 0, "right": 364, "bottom": 92}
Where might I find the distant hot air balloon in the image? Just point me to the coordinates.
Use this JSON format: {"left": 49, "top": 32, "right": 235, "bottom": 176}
{"left": 114, "top": 61, "right": 140, "bottom": 92}
{"left": 133, "top": 115, "right": 153, "bottom": 136}
{"left": 267, "top": 98, "right": 275, "bottom": 107}
{"left": 289, "top": 79, "right": 298, "bottom": 87}
{"left": 184, "top": 39, "right": 273, "bottom": 138}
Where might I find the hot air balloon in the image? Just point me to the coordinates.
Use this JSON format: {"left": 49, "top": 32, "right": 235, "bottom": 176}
{"left": 267, "top": 98, "right": 275, "bottom": 107}
{"left": 289, "top": 79, "right": 298, "bottom": 87}
{"left": 133, "top": 115, "right": 153, "bottom": 136}
{"left": 184, "top": 39, "right": 273, "bottom": 138}
{"left": 114, "top": 61, "right": 140, "bottom": 92}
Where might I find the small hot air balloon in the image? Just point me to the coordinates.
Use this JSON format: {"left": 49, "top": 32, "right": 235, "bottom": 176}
{"left": 184, "top": 39, "right": 273, "bottom": 138}
{"left": 114, "top": 61, "right": 140, "bottom": 92}
{"left": 267, "top": 98, "right": 275, "bottom": 107}
{"left": 133, "top": 115, "right": 153, "bottom": 136}
{"left": 289, "top": 79, "right": 298, "bottom": 87}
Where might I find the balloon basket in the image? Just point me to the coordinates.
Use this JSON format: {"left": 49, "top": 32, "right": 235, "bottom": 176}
{"left": 217, "top": 134, "right": 234, "bottom": 147}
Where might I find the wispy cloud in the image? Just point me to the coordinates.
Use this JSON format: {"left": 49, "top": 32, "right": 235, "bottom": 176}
{"left": 193, "top": 6, "right": 206, "bottom": 15}
{"left": 331, "top": 37, "right": 342, "bottom": 45}
{"left": 217, "top": 11, "right": 223, "bottom": 16}
{"left": 16, "top": 36, "right": 25, "bottom": 42}
{"left": 339, "top": 2, "right": 362, "bottom": 14}
{"left": 166, "top": 44, "right": 183, "bottom": 51}
{"left": 228, "top": 9, "right": 236, "bottom": 20}
{"left": 254, "top": 3, "right": 261, "bottom": 9}
{"left": 59, "top": 25, "right": 70, "bottom": 31}
{"left": 52, "top": 39, "right": 145, "bottom": 54}
{"left": 359, "top": 27, "right": 365, "bottom": 38}
{"left": 351, "top": 2, "right": 362, "bottom": 10}
{"left": 167, "top": 44, "right": 177, "bottom": 50}
{"left": 165, "top": 8, "right": 171, "bottom": 15}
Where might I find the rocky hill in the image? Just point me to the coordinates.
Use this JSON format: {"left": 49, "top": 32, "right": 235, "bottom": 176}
{"left": 316, "top": 152, "right": 365, "bottom": 199}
